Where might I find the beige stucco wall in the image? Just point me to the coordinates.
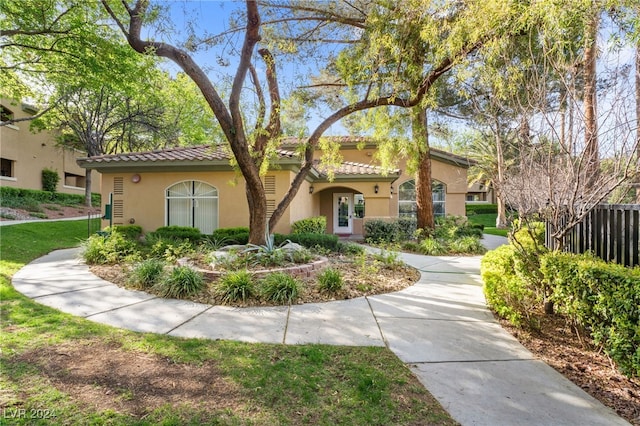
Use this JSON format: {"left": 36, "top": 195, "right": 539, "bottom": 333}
{"left": 317, "top": 145, "right": 469, "bottom": 218}
{"left": 99, "top": 170, "right": 298, "bottom": 234}
{"left": 1, "top": 100, "right": 88, "bottom": 195}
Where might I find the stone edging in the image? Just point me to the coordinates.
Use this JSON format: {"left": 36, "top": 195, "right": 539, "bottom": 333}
{"left": 178, "top": 256, "right": 329, "bottom": 280}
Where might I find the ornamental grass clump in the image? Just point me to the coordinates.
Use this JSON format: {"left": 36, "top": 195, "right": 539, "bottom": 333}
{"left": 215, "top": 270, "right": 255, "bottom": 303}
{"left": 260, "top": 272, "right": 301, "bottom": 304}
{"left": 154, "top": 266, "right": 204, "bottom": 298}
{"left": 317, "top": 268, "right": 344, "bottom": 293}
{"left": 128, "top": 258, "right": 166, "bottom": 289}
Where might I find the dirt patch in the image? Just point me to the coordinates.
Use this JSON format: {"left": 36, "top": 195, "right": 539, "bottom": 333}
{"left": 498, "top": 313, "right": 640, "bottom": 425}
{"left": 14, "top": 340, "right": 245, "bottom": 419}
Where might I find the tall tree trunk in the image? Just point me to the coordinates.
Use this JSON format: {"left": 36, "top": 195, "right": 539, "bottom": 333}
{"left": 413, "top": 107, "right": 434, "bottom": 231}
{"left": 583, "top": 10, "right": 599, "bottom": 184}
{"left": 635, "top": 44, "right": 640, "bottom": 203}
{"left": 494, "top": 126, "right": 508, "bottom": 228}
{"left": 84, "top": 169, "right": 92, "bottom": 207}
{"left": 246, "top": 181, "right": 268, "bottom": 245}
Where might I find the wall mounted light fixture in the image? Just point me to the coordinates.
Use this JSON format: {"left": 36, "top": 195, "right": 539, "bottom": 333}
{"left": 309, "top": 185, "right": 314, "bottom": 194}
{"left": 131, "top": 174, "right": 141, "bottom": 183}
{"left": 390, "top": 185, "right": 394, "bottom": 194}
{"left": 374, "top": 184, "right": 379, "bottom": 194}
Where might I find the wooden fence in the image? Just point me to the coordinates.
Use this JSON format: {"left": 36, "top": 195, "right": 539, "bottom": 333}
{"left": 545, "top": 204, "right": 640, "bottom": 267}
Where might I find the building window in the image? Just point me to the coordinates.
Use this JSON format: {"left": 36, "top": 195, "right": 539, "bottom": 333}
{"left": 354, "top": 193, "right": 365, "bottom": 218}
{"left": 0, "top": 158, "right": 14, "bottom": 177}
{"left": 166, "top": 181, "right": 218, "bottom": 234}
{"left": 64, "top": 172, "right": 86, "bottom": 188}
{"left": 398, "top": 179, "right": 446, "bottom": 218}
{"left": 0, "top": 106, "right": 14, "bottom": 123}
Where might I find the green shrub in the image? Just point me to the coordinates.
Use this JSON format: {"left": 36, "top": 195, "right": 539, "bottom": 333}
{"left": 215, "top": 270, "right": 255, "bottom": 303}
{"left": 260, "top": 272, "right": 301, "bottom": 304}
{"left": 291, "top": 216, "right": 327, "bottom": 235}
{"left": 466, "top": 203, "right": 498, "bottom": 215}
{"left": 317, "top": 268, "right": 344, "bottom": 292}
{"left": 339, "top": 241, "right": 365, "bottom": 255}
{"left": 110, "top": 225, "right": 143, "bottom": 240}
{"left": 481, "top": 245, "right": 538, "bottom": 326}
{"left": 150, "top": 239, "right": 195, "bottom": 262}
{"left": 289, "top": 247, "right": 313, "bottom": 264}
{"left": 81, "top": 232, "right": 140, "bottom": 265}
{"left": 41, "top": 168, "right": 60, "bottom": 192}
{"left": 542, "top": 252, "right": 640, "bottom": 377}
{"left": 364, "top": 219, "right": 401, "bottom": 244}
{"left": 419, "top": 238, "right": 446, "bottom": 256}
{"left": 128, "top": 258, "right": 166, "bottom": 289}
{"left": 154, "top": 266, "right": 205, "bottom": 298}
{"left": 396, "top": 217, "right": 417, "bottom": 240}
{"left": 148, "top": 226, "right": 202, "bottom": 242}
{"left": 0, "top": 186, "right": 100, "bottom": 206}
{"left": 448, "top": 236, "right": 486, "bottom": 255}
{"left": 373, "top": 249, "right": 403, "bottom": 269}
{"left": 435, "top": 215, "right": 483, "bottom": 239}
{"left": 210, "top": 227, "right": 249, "bottom": 245}
{"left": 276, "top": 233, "right": 340, "bottom": 252}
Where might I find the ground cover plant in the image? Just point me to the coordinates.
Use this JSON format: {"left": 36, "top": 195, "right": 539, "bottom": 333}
{"left": 0, "top": 219, "right": 456, "bottom": 425}
{"left": 0, "top": 187, "right": 100, "bottom": 221}
{"left": 365, "top": 216, "right": 487, "bottom": 255}
{"left": 84, "top": 225, "right": 421, "bottom": 307}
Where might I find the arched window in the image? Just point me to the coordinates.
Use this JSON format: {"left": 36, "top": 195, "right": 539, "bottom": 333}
{"left": 166, "top": 181, "right": 218, "bottom": 234}
{"left": 398, "top": 179, "right": 446, "bottom": 218}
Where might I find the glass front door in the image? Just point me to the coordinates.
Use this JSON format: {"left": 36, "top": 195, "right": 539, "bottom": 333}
{"left": 333, "top": 193, "right": 352, "bottom": 234}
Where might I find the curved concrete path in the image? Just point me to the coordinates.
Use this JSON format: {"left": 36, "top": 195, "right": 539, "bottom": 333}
{"left": 12, "top": 240, "right": 628, "bottom": 426}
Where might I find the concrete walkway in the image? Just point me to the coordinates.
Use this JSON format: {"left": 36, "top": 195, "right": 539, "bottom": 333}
{"left": 12, "top": 238, "right": 628, "bottom": 426}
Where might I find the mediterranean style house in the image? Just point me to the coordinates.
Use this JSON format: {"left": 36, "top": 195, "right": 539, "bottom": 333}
{"left": 1, "top": 99, "right": 88, "bottom": 195}
{"left": 77, "top": 137, "right": 472, "bottom": 236}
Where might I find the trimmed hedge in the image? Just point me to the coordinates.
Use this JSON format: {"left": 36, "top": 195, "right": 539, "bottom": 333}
{"left": 481, "top": 244, "right": 538, "bottom": 325}
{"left": 211, "top": 227, "right": 250, "bottom": 245}
{"left": 466, "top": 203, "right": 498, "bottom": 215}
{"left": 541, "top": 252, "right": 640, "bottom": 377}
{"left": 148, "top": 226, "right": 203, "bottom": 241}
{"left": 0, "top": 186, "right": 100, "bottom": 206}
{"left": 110, "top": 225, "right": 143, "bottom": 240}
{"left": 291, "top": 216, "right": 327, "bottom": 235}
{"left": 41, "top": 168, "right": 60, "bottom": 192}
{"left": 364, "top": 219, "right": 402, "bottom": 244}
{"left": 275, "top": 232, "right": 339, "bottom": 251}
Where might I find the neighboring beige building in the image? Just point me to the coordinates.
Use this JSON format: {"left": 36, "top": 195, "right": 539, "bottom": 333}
{"left": 78, "top": 137, "right": 472, "bottom": 236}
{"left": 1, "top": 99, "right": 88, "bottom": 195}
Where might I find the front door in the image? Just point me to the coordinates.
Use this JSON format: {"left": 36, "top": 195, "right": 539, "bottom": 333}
{"left": 333, "top": 193, "right": 353, "bottom": 234}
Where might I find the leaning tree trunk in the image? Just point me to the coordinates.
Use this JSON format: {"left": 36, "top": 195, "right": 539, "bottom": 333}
{"left": 635, "top": 43, "right": 640, "bottom": 203}
{"left": 495, "top": 130, "right": 508, "bottom": 229}
{"left": 583, "top": 10, "right": 599, "bottom": 186}
{"left": 413, "top": 107, "right": 434, "bottom": 231}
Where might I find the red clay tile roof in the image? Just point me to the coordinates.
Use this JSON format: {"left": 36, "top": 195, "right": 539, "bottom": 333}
{"left": 80, "top": 145, "right": 295, "bottom": 164}
{"left": 314, "top": 159, "right": 398, "bottom": 176}
{"left": 78, "top": 144, "right": 395, "bottom": 176}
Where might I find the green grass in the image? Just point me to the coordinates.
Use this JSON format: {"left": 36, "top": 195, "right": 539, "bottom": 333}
{"left": 467, "top": 213, "right": 509, "bottom": 237}
{"left": 0, "top": 219, "right": 456, "bottom": 425}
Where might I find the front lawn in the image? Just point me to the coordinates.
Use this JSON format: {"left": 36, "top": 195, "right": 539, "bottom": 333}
{"left": 467, "top": 213, "right": 508, "bottom": 237}
{"left": 0, "top": 220, "right": 456, "bottom": 425}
